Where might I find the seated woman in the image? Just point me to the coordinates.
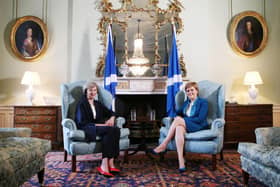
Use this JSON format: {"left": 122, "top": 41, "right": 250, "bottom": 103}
{"left": 75, "top": 81, "right": 120, "bottom": 177}
{"left": 152, "top": 82, "right": 208, "bottom": 172}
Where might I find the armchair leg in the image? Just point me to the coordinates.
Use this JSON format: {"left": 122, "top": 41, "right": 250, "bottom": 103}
{"left": 72, "top": 155, "right": 76, "bottom": 172}
{"left": 37, "top": 168, "right": 44, "bottom": 185}
{"left": 212, "top": 154, "right": 217, "bottom": 170}
{"left": 64, "top": 150, "right": 68, "bottom": 162}
{"left": 220, "top": 149, "right": 224, "bottom": 161}
{"left": 242, "top": 169, "right": 249, "bottom": 186}
{"left": 123, "top": 150, "right": 128, "bottom": 163}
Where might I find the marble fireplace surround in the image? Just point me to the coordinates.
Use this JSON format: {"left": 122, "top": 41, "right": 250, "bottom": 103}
{"left": 95, "top": 77, "right": 169, "bottom": 94}
{"left": 95, "top": 77, "right": 168, "bottom": 120}
{"left": 94, "top": 77, "right": 187, "bottom": 121}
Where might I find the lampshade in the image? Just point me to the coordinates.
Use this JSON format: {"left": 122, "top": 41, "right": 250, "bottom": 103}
{"left": 243, "top": 71, "right": 263, "bottom": 85}
{"left": 21, "top": 71, "right": 41, "bottom": 86}
{"left": 127, "top": 19, "right": 150, "bottom": 76}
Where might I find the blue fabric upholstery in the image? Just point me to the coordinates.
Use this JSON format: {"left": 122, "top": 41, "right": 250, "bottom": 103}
{"left": 159, "top": 80, "right": 225, "bottom": 169}
{"left": 61, "top": 81, "right": 130, "bottom": 171}
{"left": 0, "top": 128, "right": 51, "bottom": 186}
{"left": 238, "top": 127, "right": 280, "bottom": 187}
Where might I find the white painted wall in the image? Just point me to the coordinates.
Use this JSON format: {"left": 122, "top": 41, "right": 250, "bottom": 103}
{"left": 0, "top": 0, "right": 279, "bottom": 105}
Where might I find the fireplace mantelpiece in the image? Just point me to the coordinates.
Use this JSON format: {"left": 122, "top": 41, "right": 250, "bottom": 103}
{"left": 94, "top": 77, "right": 188, "bottom": 94}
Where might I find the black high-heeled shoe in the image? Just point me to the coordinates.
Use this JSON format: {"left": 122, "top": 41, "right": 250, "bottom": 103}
{"left": 178, "top": 167, "right": 186, "bottom": 173}
{"left": 149, "top": 148, "right": 167, "bottom": 155}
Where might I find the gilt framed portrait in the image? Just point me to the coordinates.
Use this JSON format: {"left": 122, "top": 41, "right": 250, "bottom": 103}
{"left": 10, "top": 16, "right": 48, "bottom": 62}
{"left": 229, "top": 11, "right": 268, "bottom": 57}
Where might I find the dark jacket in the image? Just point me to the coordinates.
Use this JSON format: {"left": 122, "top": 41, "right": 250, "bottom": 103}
{"left": 176, "top": 97, "right": 208, "bottom": 132}
{"left": 75, "top": 95, "right": 115, "bottom": 141}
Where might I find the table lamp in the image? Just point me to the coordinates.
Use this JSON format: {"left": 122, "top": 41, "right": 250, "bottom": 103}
{"left": 243, "top": 71, "right": 263, "bottom": 104}
{"left": 21, "top": 71, "right": 41, "bottom": 105}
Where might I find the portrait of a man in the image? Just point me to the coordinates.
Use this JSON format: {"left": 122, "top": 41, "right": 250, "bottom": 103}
{"left": 235, "top": 16, "right": 263, "bottom": 52}
{"left": 229, "top": 11, "right": 268, "bottom": 57}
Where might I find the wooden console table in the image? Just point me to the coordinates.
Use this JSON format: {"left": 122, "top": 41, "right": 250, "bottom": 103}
{"left": 224, "top": 104, "right": 273, "bottom": 149}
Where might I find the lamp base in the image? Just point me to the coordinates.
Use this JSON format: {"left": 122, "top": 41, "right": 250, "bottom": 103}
{"left": 248, "top": 85, "right": 258, "bottom": 104}
{"left": 25, "top": 86, "right": 35, "bottom": 105}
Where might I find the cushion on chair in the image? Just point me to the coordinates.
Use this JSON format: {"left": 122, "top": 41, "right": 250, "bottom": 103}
{"left": 238, "top": 142, "right": 280, "bottom": 172}
{"left": 185, "top": 129, "right": 219, "bottom": 140}
{"left": 160, "top": 127, "right": 219, "bottom": 141}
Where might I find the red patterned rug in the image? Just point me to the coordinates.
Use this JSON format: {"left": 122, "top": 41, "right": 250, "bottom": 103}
{"left": 21, "top": 151, "right": 267, "bottom": 187}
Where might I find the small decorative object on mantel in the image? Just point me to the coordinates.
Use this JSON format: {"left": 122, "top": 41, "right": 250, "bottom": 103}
{"left": 10, "top": 16, "right": 48, "bottom": 62}
{"left": 228, "top": 11, "right": 268, "bottom": 57}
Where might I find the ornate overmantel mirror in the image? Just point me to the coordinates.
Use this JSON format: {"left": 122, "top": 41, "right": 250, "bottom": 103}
{"left": 96, "top": 0, "right": 186, "bottom": 77}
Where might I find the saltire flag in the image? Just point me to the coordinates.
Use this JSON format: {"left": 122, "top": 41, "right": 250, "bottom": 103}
{"left": 104, "top": 25, "right": 118, "bottom": 110}
{"left": 166, "top": 25, "right": 183, "bottom": 117}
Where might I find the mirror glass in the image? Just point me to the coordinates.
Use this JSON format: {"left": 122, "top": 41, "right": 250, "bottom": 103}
{"left": 96, "top": 0, "right": 185, "bottom": 77}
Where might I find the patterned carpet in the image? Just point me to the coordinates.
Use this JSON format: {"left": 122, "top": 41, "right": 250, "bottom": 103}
{"left": 21, "top": 151, "right": 267, "bottom": 187}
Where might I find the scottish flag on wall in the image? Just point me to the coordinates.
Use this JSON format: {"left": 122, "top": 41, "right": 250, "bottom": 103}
{"left": 166, "top": 26, "right": 182, "bottom": 117}
{"left": 104, "top": 25, "right": 117, "bottom": 99}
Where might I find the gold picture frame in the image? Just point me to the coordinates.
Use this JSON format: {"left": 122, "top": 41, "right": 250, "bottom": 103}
{"left": 10, "top": 16, "right": 48, "bottom": 62}
{"left": 229, "top": 11, "right": 268, "bottom": 57}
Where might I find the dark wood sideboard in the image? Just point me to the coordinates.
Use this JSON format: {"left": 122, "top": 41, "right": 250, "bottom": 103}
{"left": 13, "top": 105, "right": 62, "bottom": 150}
{"left": 224, "top": 104, "right": 273, "bottom": 149}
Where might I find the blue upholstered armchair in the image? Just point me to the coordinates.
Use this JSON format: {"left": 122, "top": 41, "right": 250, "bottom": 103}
{"left": 238, "top": 127, "right": 280, "bottom": 187}
{"left": 159, "top": 80, "right": 225, "bottom": 170}
{"left": 61, "top": 81, "right": 130, "bottom": 172}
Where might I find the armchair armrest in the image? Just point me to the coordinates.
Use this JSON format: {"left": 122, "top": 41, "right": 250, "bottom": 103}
{"left": 255, "top": 127, "right": 280, "bottom": 146}
{"left": 116, "top": 116, "right": 126, "bottom": 128}
{"left": 210, "top": 118, "right": 225, "bottom": 130}
{"left": 162, "top": 117, "right": 174, "bottom": 129}
{"left": 62, "top": 118, "right": 86, "bottom": 141}
{"left": 62, "top": 118, "right": 78, "bottom": 130}
{"left": 0, "top": 128, "right": 32, "bottom": 139}
{"left": 68, "top": 130, "right": 86, "bottom": 141}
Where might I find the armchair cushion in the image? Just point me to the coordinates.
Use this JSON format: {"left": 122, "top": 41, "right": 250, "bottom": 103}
{"left": 238, "top": 127, "right": 280, "bottom": 187}
{"left": 68, "top": 130, "right": 86, "bottom": 141}
{"left": 0, "top": 128, "right": 51, "bottom": 186}
{"left": 160, "top": 127, "right": 219, "bottom": 141}
{"left": 185, "top": 129, "right": 219, "bottom": 140}
{"left": 0, "top": 128, "right": 31, "bottom": 139}
{"left": 255, "top": 127, "right": 280, "bottom": 146}
{"left": 238, "top": 143, "right": 280, "bottom": 171}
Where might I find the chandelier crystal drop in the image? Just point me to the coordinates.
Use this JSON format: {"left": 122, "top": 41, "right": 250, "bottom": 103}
{"left": 127, "top": 19, "right": 150, "bottom": 76}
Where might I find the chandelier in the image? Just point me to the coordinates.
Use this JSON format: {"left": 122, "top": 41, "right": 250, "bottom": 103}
{"left": 127, "top": 19, "right": 150, "bottom": 76}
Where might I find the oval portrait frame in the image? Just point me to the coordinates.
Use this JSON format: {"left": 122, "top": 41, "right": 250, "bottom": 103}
{"left": 10, "top": 16, "right": 48, "bottom": 62}
{"left": 229, "top": 11, "right": 268, "bottom": 57}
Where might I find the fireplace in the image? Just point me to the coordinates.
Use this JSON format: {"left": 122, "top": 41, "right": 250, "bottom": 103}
{"left": 94, "top": 77, "right": 170, "bottom": 144}
{"left": 115, "top": 94, "right": 166, "bottom": 144}
{"left": 115, "top": 94, "right": 167, "bottom": 121}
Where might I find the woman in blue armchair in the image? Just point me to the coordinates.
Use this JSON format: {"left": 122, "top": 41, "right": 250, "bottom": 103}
{"left": 75, "top": 81, "right": 120, "bottom": 177}
{"left": 152, "top": 82, "right": 208, "bottom": 172}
